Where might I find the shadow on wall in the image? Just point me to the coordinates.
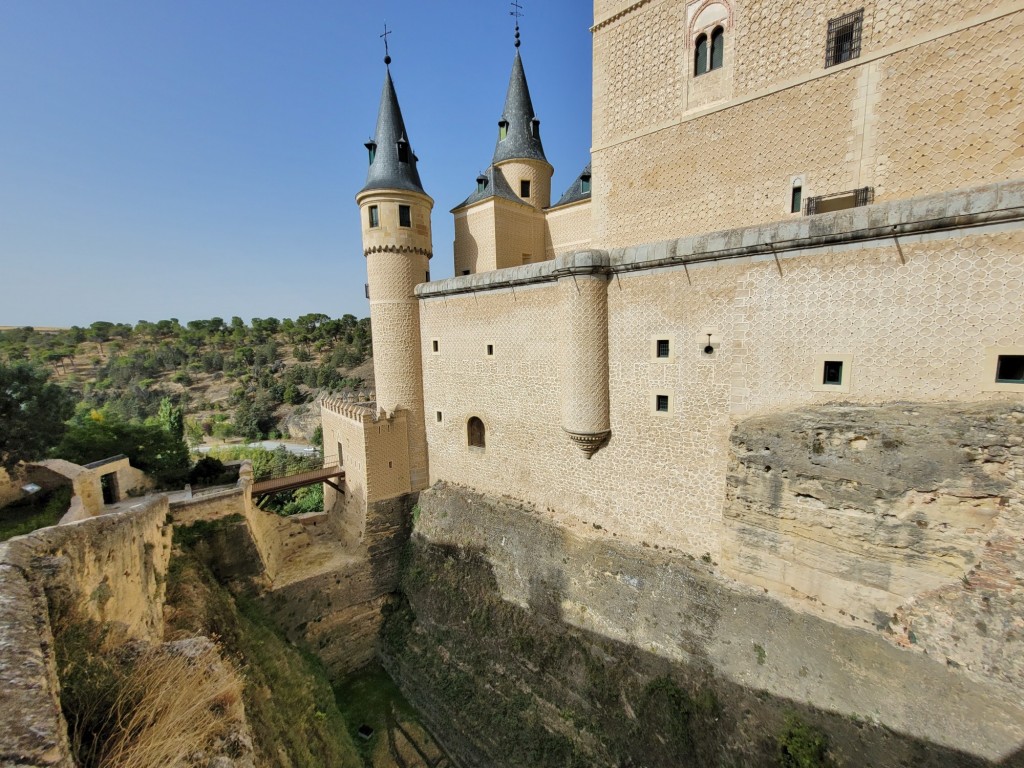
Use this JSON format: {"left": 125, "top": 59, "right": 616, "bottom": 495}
{"left": 382, "top": 536, "right": 1024, "bottom": 768}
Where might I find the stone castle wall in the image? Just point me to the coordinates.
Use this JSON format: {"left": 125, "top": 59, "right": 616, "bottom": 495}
{"left": 418, "top": 182, "right": 1024, "bottom": 560}
{"left": 591, "top": 2, "right": 1024, "bottom": 248}
{"left": 543, "top": 200, "right": 592, "bottom": 259}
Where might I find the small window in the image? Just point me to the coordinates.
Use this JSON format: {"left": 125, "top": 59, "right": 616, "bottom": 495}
{"left": 432, "top": 339, "right": 439, "bottom": 353}
{"left": 486, "top": 344, "right": 494, "bottom": 356}
{"left": 531, "top": 118, "right": 541, "bottom": 139}
{"left": 365, "top": 141, "right": 377, "bottom": 165}
{"left": 520, "top": 180, "right": 531, "bottom": 198}
{"left": 710, "top": 26, "right": 724, "bottom": 70}
{"left": 790, "top": 186, "right": 802, "bottom": 214}
{"left": 476, "top": 175, "right": 488, "bottom": 193}
{"left": 580, "top": 174, "right": 591, "bottom": 194}
{"left": 397, "top": 139, "right": 409, "bottom": 163}
{"left": 399, "top": 205, "right": 411, "bottom": 227}
{"left": 694, "top": 34, "right": 708, "bottom": 76}
{"left": 656, "top": 339, "right": 670, "bottom": 358}
{"left": 996, "top": 355, "right": 1024, "bottom": 383}
{"left": 498, "top": 121, "right": 509, "bottom": 140}
{"left": 425, "top": 271, "right": 430, "bottom": 282}
{"left": 468, "top": 417, "right": 486, "bottom": 449}
{"left": 822, "top": 360, "right": 844, "bottom": 386}
{"left": 368, "top": 205, "right": 380, "bottom": 228}
{"left": 436, "top": 411, "right": 443, "bottom": 422}
{"left": 656, "top": 394, "right": 670, "bottom": 413}
{"left": 461, "top": 269, "right": 471, "bottom": 276}
{"left": 825, "top": 9, "right": 864, "bottom": 68}
{"left": 364, "top": 283, "right": 370, "bottom": 299}
{"left": 522, "top": 253, "right": 532, "bottom": 264}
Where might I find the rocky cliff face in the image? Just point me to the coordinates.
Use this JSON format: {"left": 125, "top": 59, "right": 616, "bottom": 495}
{"left": 723, "top": 401, "right": 1024, "bottom": 702}
{"left": 382, "top": 473, "right": 1024, "bottom": 765}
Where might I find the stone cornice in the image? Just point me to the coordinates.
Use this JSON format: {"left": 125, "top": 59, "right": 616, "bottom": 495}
{"left": 364, "top": 245, "right": 433, "bottom": 259}
{"left": 591, "top": 0, "right": 654, "bottom": 32}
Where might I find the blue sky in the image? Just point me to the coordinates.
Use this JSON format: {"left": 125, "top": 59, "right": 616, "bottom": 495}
{"left": 0, "top": 1, "right": 593, "bottom": 327}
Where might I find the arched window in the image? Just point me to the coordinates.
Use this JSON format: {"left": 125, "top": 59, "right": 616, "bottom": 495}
{"left": 694, "top": 34, "right": 708, "bottom": 76}
{"left": 467, "top": 417, "right": 486, "bottom": 449}
{"left": 710, "top": 26, "right": 724, "bottom": 70}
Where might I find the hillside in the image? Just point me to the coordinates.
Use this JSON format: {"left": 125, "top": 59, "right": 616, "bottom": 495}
{"left": 0, "top": 315, "right": 374, "bottom": 447}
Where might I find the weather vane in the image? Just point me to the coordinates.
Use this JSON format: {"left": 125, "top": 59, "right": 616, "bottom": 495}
{"left": 381, "top": 22, "right": 393, "bottom": 65}
{"left": 510, "top": 1, "right": 524, "bottom": 48}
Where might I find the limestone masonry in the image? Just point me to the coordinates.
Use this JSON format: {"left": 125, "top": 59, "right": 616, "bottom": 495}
{"left": 325, "top": 0, "right": 1024, "bottom": 761}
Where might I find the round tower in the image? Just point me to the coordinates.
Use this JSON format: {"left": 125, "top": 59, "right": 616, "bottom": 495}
{"left": 492, "top": 49, "right": 553, "bottom": 210}
{"left": 356, "top": 61, "right": 433, "bottom": 491}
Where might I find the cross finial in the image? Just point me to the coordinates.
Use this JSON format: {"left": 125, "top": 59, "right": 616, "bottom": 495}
{"left": 381, "top": 22, "right": 393, "bottom": 65}
{"left": 510, "top": 1, "right": 523, "bottom": 48}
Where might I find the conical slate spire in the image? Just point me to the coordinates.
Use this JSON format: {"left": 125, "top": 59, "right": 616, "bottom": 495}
{"left": 359, "top": 68, "right": 425, "bottom": 196}
{"left": 492, "top": 51, "right": 548, "bottom": 165}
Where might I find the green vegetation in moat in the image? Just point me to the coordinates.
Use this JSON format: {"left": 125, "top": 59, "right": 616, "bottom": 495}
{"left": 334, "top": 663, "right": 420, "bottom": 763}
{"left": 164, "top": 546, "right": 363, "bottom": 767}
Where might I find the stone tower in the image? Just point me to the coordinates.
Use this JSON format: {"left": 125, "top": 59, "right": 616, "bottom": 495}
{"left": 356, "top": 60, "right": 432, "bottom": 491}
{"left": 451, "top": 44, "right": 555, "bottom": 274}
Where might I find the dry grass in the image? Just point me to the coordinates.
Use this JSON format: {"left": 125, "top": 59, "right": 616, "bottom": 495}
{"left": 97, "top": 641, "right": 244, "bottom": 768}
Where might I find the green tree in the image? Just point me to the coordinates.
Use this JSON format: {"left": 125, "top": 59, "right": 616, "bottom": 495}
{"left": 56, "top": 411, "right": 189, "bottom": 487}
{"left": 156, "top": 398, "right": 185, "bottom": 441}
{"left": 0, "top": 362, "right": 75, "bottom": 470}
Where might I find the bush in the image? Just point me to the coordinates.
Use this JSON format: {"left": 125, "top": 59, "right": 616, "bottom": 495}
{"left": 777, "top": 714, "right": 832, "bottom": 768}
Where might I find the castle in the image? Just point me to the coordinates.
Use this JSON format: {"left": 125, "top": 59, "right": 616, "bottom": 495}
{"left": 319, "top": 0, "right": 1024, "bottom": 759}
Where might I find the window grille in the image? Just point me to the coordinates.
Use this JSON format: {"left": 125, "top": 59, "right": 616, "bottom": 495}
{"left": 804, "top": 186, "right": 873, "bottom": 215}
{"left": 825, "top": 9, "right": 863, "bottom": 68}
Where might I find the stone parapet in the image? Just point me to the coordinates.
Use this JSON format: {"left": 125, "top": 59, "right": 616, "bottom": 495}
{"left": 418, "top": 179, "right": 1024, "bottom": 298}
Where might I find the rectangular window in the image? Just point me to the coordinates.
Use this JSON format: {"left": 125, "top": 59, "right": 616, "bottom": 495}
{"left": 656, "top": 394, "right": 670, "bottom": 413}
{"left": 368, "top": 205, "right": 379, "bottom": 228}
{"left": 364, "top": 283, "right": 370, "bottom": 299}
{"left": 425, "top": 271, "right": 430, "bottom": 282}
{"left": 520, "top": 180, "right": 531, "bottom": 198}
{"left": 486, "top": 344, "right": 494, "bottom": 356}
{"left": 805, "top": 186, "right": 873, "bottom": 215}
{"left": 825, "top": 9, "right": 864, "bottom": 68}
{"left": 432, "top": 339, "right": 439, "bottom": 353}
{"left": 436, "top": 411, "right": 443, "bottom": 422}
{"left": 461, "top": 269, "right": 471, "bottom": 276}
{"left": 398, "top": 205, "right": 412, "bottom": 227}
{"left": 581, "top": 176, "right": 591, "bottom": 194}
{"left": 996, "top": 355, "right": 1024, "bottom": 383}
{"left": 790, "top": 186, "right": 802, "bottom": 214}
{"left": 656, "top": 339, "right": 670, "bottom": 358}
{"left": 822, "top": 360, "right": 844, "bottom": 386}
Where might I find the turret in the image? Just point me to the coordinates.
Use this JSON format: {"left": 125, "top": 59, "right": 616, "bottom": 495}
{"left": 356, "top": 59, "right": 432, "bottom": 491}
{"left": 491, "top": 50, "right": 553, "bottom": 210}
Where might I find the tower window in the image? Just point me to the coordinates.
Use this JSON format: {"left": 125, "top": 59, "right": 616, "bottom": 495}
{"left": 694, "top": 34, "right": 708, "bottom": 76}
{"left": 436, "top": 411, "right": 443, "bottom": 422}
{"left": 531, "top": 118, "right": 541, "bottom": 139}
{"left": 791, "top": 185, "right": 802, "bottom": 214}
{"left": 368, "top": 205, "right": 379, "bottom": 228}
{"left": 432, "top": 339, "right": 439, "bottom": 353}
{"left": 995, "top": 355, "right": 1024, "bottom": 383}
{"left": 365, "top": 141, "right": 377, "bottom": 165}
{"left": 822, "top": 360, "right": 844, "bottom": 385}
{"left": 710, "top": 27, "right": 724, "bottom": 70}
{"left": 468, "top": 417, "right": 486, "bottom": 449}
{"left": 825, "top": 9, "right": 864, "bottom": 68}
{"left": 656, "top": 394, "right": 670, "bottom": 413}
{"left": 581, "top": 174, "right": 591, "bottom": 194}
{"left": 657, "top": 339, "right": 670, "bottom": 358}
{"left": 499, "top": 120, "right": 509, "bottom": 140}
{"left": 476, "top": 175, "right": 488, "bottom": 193}
{"left": 425, "top": 271, "right": 430, "bottom": 282}
{"left": 399, "top": 205, "right": 411, "bottom": 227}
{"left": 397, "top": 139, "right": 409, "bottom": 163}
{"left": 461, "top": 269, "right": 471, "bottom": 276}
{"left": 520, "top": 180, "right": 531, "bottom": 198}
{"left": 486, "top": 344, "right": 494, "bottom": 356}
